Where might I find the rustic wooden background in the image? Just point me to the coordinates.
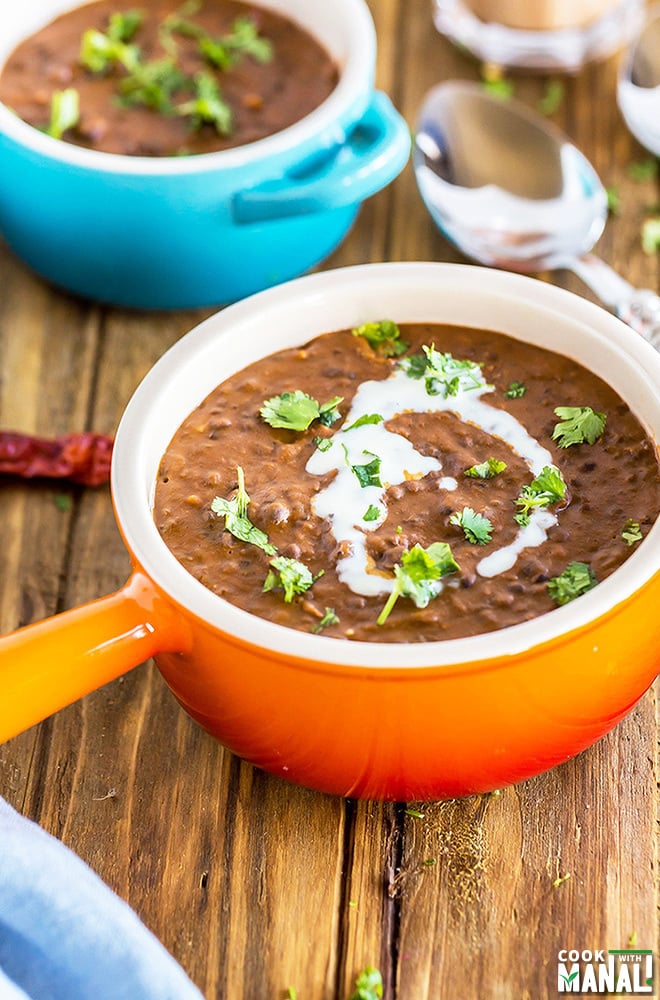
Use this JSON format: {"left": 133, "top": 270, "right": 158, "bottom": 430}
{"left": 0, "top": 2, "right": 658, "bottom": 997}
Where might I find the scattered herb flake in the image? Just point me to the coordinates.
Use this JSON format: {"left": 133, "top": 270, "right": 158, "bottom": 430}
{"left": 260, "top": 390, "right": 343, "bottom": 432}
{"left": 621, "top": 518, "right": 643, "bottom": 546}
{"left": 45, "top": 88, "right": 80, "bottom": 140}
{"left": 200, "top": 16, "right": 273, "bottom": 70}
{"left": 79, "top": 26, "right": 140, "bottom": 74}
{"left": 401, "top": 345, "right": 486, "bottom": 397}
{"left": 349, "top": 966, "right": 384, "bottom": 1000}
{"left": 117, "top": 55, "right": 187, "bottom": 113}
{"left": 538, "top": 79, "right": 564, "bottom": 115}
{"left": 377, "top": 542, "right": 459, "bottom": 626}
{"left": 352, "top": 319, "right": 409, "bottom": 357}
{"left": 404, "top": 808, "right": 425, "bottom": 818}
{"left": 627, "top": 158, "right": 658, "bottom": 182}
{"left": 606, "top": 186, "right": 621, "bottom": 216}
{"left": 210, "top": 466, "right": 276, "bottom": 554}
{"left": 54, "top": 493, "right": 72, "bottom": 512}
{"left": 344, "top": 413, "right": 384, "bottom": 431}
{"left": 552, "top": 405, "right": 606, "bottom": 448}
{"left": 547, "top": 561, "right": 597, "bottom": 606}
{"left": 312, "top": 607, "right": 339, "bottom": 633}
{"left": 313, "top": 436, "right": 333, "bottom": 453}
{"left": 176, "top": 70, "right": 232, "bottom": 133}
{"left": 505, "top": 381, "right": 526, "bottom": 398}
{"left": 464, "top": 457, "right": 507, "bottom": 479}
{"left": 108, "top": 9, "right": 143, "bottom": 42}
{"left": 351, "top": 452, "right": 382, "bottom": 489}
{"left": 263, "top": 556, "right": 318, "bottom": 602}
{"left": 514, "top": 465, "right": 566, "bottom": 526}
{"left": 363, "top": 504, "right": 381, "bottom": 522}
{"left": 641, "top": 217, "right": 660, "bottom": 255}
{"left": 449, "top": 506, "right": 493, "bottom": 545}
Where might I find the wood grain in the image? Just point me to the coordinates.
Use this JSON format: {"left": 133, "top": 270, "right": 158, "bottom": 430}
{"left": 0, "top": 1, "right": 658, "bottom": 997}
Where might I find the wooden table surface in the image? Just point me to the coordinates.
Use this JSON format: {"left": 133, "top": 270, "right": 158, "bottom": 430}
{"left": 1, "top": 3, "right": 658, "bottom": 998}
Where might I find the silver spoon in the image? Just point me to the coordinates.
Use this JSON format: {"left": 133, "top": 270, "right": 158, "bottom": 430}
{"left": 618, "top": 2, "right": 660, "bottom": 157}
{"left": 414, "top": 80, "right": 660, "bottom": 348}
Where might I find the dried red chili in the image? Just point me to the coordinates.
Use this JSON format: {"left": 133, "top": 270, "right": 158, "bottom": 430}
{"left": 0, "top": 431, "right": 113, "bottom": 487}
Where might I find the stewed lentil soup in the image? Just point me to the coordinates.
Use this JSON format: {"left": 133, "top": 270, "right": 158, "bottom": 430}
{"left": 154, "top": 321, "right": 660, "bottom": 642}
{"left": 0, "top": 0, "right": 338, "bottom": 156}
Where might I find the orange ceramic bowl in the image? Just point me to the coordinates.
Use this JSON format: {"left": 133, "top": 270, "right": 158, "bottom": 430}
{"left": 1, "top": 263, "right": 659, "bottom": 800}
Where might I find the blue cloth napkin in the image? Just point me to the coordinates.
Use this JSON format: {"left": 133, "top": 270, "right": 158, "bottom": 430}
{"left": 0, "top": 798, "right": 204, "bottom": 999}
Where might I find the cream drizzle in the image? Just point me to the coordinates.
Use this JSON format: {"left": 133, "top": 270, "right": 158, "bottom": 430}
{"left": 305, "top": 364, "right": 556, "bottom": 597}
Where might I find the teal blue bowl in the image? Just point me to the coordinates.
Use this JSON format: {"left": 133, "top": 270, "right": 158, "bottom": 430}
{"left": 0, "top": 0, "right": 411, "bottom": 310}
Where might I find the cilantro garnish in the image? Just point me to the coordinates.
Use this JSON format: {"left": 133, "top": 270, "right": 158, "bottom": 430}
{"left": 363, "top": 504, "right": 380, "bottom": 522}
{"left": 200, "top": 16, "right": 273, "bottom": 70}
{"left": 263, "top": 556, "right": 319, "bottom": 603}
{"left": 108, "top": 9, "right": 143, "bottom": 42}
{"left": 352, "top": 320, "right": 409, "bottom": 358}
{"left": 210, "top": 466, "right": 276, "bottom": 554}
{"left": 176, "top": 70, "right": 232, "bottom": 134}
{"left": 401, "top": 345, "right": 485, "bottom": 397}
{"left": 44, "top": 89, "right": 79, "bottom": 140}
{"left": 505, "top": 381, "right": 526, "bottom": 398}
{"left": 313, "top": 436, "right": 333, "bottom": 453}
{"left": 350, "top": 452, "right": 382, "bottom": 488}
{"left": 627, "top": 158, "right": 658, "bottom": 182}
{"left": 464, "top": 457, "right": 507, "bottom": 479}
{"left": 349, "top": 966, "right": 383, "bottom": 1000}
{"left": 552, "top": 406, "right": 606, "bottom": 448}
{"left": 538, "top": 79, "right": 564, "bottom": 115}
{"left": 547, "top": 562, "right": 598, "bottom": 606}
{"left": 117, "top": 56, "right": 187, "bottom": 113}
{"left": 621, "top": 518, "right": 643, "bottom": 546}
{"left": 449, "top": 507, "right": 493, "bottom": 545}
{"left": 514, "top": 465, "right": 566, "bottom": 526}
{"left": 80, "top": 26, "right": 141, "bottom": 74}
{"left": 260, "top": 391, "right": 343, "bottom": 432}
{"left": 377, "top": 542, "right": 459, "bottom": 626}
{"left": 312, "top": 607, "right": 339, "bottom": 634}
{"left": 642, "top": 218, "right": 660, "bottom": 256}
{"left": 344, "top": 413, "right": 384, "bottom": 431}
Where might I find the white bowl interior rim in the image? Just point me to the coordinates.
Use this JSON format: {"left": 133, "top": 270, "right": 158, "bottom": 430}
{"left": 0, "top": 0, "right": 375, "bottom": 175}
{"left": 113, "top": 262, "right": 660, "bottom": 670}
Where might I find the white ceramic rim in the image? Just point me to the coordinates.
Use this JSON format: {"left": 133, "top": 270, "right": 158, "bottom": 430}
{"left": 0, "top": 0, "right": 375, "bottom": 175}
{"left": 113, "top": 262, "right": 660, "bottom": 669}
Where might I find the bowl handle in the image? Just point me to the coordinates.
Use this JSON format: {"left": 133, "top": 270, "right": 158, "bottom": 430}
{"left": 0, "top": 571, "right": 190, "bottom": 743}
{"left": 231, "top": 91, "right": 411, "bottom": 224}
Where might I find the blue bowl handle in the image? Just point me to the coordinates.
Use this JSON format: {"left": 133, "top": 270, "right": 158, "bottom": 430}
{"left": 232, "top": 91, "right": 411, "bottom": 224}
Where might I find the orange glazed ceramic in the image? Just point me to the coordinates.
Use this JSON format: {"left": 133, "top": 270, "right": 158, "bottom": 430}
{"left": 0, "top": 264, "right": 658, "bottom": 800}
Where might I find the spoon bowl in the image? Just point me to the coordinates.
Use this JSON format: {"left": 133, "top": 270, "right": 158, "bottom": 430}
{"left": 414, "top": 80, "right": 660, "bottom": 347}
{"left": 618, "top": 3, "right": 660, "bottom": 156}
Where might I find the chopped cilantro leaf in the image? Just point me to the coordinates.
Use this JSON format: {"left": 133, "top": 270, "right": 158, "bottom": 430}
{"left": 552, "top": 406, "right": 606, "bottom": 448}
{"left": 642, "top": 218, "right": 660, "bottom": 255}
{"left": 505, "top": 381, "right": 526, "bottom": 398}
{"left": 621, "top": 518, "right": 643, "bottom": 546}
{"left": 514, "top": 465, "right": 566, "bottom": 526}
{"left": 449, "top": 507, "right": 493, "bottom": 545}
{"left": 210, "top": 466, "right": 276, "bottom": 554}
{"left": 349, "top": 966, "right": 383, "bottom": 1000}
{"left": 313, "top": 436, "right": 333, "bottom": 453}
{"left": 627, "top": 158, "right": 658, "bottom": 182}
{"left": 260, "top": 391, "right": 343, "bottom": 432}
{"left": 351, "top": 452, "right": 382, "bottom": 488}
{"left": 377, "top": 542, "right": 459, "bottom": 626}
{"left": 401, "top": 345, "right": 485, "bottom": 397}
{"left": 312, "top": 607, "right": 339, "bottom": 633}
{"left": 118, "top": 55, "right": 186, "bottom": 113}
{"left": 464, "top": 457, "right": 507, "bottom": 479}
{"left": 80, "top": 27, "right": 140, "bottom": 74}
{"left": 200, "top": 16, "right": 273, "bottom": 70}
{"left": 263, "top": 556, "right": 319, "bottom": 602}
{"left": 363, "top": 504, "right": 381, "bottom": 522}
{"left": 45, "top": 88, "right": 79, "bottom": 140}
{"left": 344, "top": 413, "right": 384, "bottom": 431}
{"left": 352, "top": 320, "right": 409, "bottom": 357}
{"left": 538, "top": 79, "right": 564, "bottom": 115}
{"left": 176, "top": 70, "right": 232, "bottom": 134}
{"left": 107, "top": 9, "right": 143, "bottom": 42}
{"left": 547, "top": 562, "right": 598, "bottom": 606}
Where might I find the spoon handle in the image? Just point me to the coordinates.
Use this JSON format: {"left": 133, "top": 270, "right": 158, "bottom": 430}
{"left": 571, "top": 253, "right": 660, "bottom": 350}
